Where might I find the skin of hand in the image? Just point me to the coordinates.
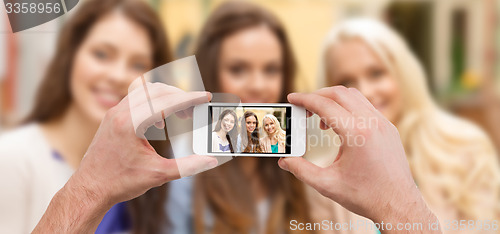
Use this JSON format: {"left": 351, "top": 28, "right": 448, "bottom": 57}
{"left": 279, "top": 86, "right": 441, "bottom": 234}
{"left": 33, "top": 83, "right": 218, "bottom": 233}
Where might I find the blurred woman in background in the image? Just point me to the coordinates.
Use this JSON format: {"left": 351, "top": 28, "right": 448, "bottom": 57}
{"left": 0, "top": 0, "right": 174, "bottom": 233}
{"left": 260, "top": 114, "right": 286, "bottom": 153}
{"left": 212, "top": 109, "right": 238, "bottom": 153}
{"left": 317, "top": 18, "right": 500, "bottom": 232}
{"left": 237, "top": 111, "right": 263, "bottom": 153}
{"left": 169, "top": 1, "right": 312, "bottom": 233}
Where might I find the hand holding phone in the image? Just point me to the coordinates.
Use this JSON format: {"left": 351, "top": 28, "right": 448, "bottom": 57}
{"left": 278, "top": 87, "right": 440, "bottom": 233}
{"left": 33, "top": 83, "right": 218, "bottom": 233}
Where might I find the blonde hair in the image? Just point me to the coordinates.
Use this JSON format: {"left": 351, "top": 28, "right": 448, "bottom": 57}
{"left": 262, "top": 114, "right": 286, "bottom": 144}
{"left": 319, "top": 18, "right": 500, "bottom": 220}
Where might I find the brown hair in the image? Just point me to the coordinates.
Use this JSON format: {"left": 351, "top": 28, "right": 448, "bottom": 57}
{"left": 240, "top": 111, "right": 263, "bottom": 153}
{"left": 213, "top": 109, "right": 238, "bottom": 153}
{"left": 195, "top": 1, "right": 295, "bottom": 103}
{"left": 194, "top": 2, "right": 311, "bottom": 233}
{"left": 25, "top": 0, "right": 172, "bottom": 233}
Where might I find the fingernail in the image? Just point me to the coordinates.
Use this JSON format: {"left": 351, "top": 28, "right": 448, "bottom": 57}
{"left": 154, "top": 120, "right": 164, "bottom": 129}
{"left": 278, "top": 158, "right": 289, "bottom": 171}
{"left": 206, "top": 92, "right": 212, "bottom": 102}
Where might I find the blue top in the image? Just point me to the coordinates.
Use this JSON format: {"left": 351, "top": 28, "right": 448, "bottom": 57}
{"left": 95, "top": 202, "right": 131, "bottom": 234}
{"left": 165, "top": 173, "right": 381, "bottom": 234}
{"left": 216, "top": 135, "right": 231, "bottom": 152}
{"left": 219, "top": 143, "right": 230, "bottom": 152}
{"left": 166, "top": 177, "right": 194, "bottom": 234}
{"left": 52, "top": 150, "right": 131, "bottom": 233}
{"left": 271, "top": 142, "right": 278, "bottom": 153}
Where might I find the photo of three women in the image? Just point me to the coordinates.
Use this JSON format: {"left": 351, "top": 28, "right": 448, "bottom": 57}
{"left": 212, "top": 109, "right": 286, "bottom": 153}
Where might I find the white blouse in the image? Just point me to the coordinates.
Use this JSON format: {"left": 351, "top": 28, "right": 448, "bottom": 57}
{"left": 211, "top": 132, "right": 230, "bottom": 153}
{"left": 0, "top": 124, "right": 73, "bottom": 233}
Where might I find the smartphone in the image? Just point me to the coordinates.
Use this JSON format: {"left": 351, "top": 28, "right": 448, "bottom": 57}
{"left": 193, "top": 103, "right": 306, "bottom": 157}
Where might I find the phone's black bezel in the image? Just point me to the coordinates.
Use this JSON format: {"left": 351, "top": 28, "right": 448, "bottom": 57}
{"left": 208, "top": 105, "right": 292, "bottom": 154}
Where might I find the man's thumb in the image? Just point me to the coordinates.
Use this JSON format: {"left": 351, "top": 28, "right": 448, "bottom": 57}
{"left": 278, "top": 157, "right": 326, "bottom": 189}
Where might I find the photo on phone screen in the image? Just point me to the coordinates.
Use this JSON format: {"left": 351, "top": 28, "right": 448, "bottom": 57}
{"left": 208, "top": 106, "right": 291, "bottom": 154}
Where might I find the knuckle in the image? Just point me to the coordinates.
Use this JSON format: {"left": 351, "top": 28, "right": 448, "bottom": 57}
{"left": 315, "top": 179, "right": 331, "bottom": 196}
{"left": 383, "top": 121, "right": 399, "bottom": 136}
{"left": 293, "top": 165, "right": 305, "bottom": 178}
{"left": 352, "top": 126, "right": 373, "bottom": 139}
{"left": 105, "top": 106, "right": 118, "bottom": 118}
{"left": 333, "top": 85, "right": 348, "bottom": 92}
{"left": 110, "top": 112, "right": 130, "bottom": 132}
{"left": 318, "top": 86, "right": 333, "bottom": 93}
{"left": 148, "top": 83, "right": 163, "bottom": 95}
{"left": 152, "top": 169, "right": 169, "bottom": 184}
{"left": 152, "top": 82, "right": 165, "bottom": 90}
{"left": 347, "top": 87, "right": 360, "bottom": 94}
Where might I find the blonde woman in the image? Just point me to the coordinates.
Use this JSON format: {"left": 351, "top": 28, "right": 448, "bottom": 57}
{"left": 312, "top": 18, "right": 500, "bottom": 233}
{"left": 260, "top": 114, "right": 286, "bottom": 153}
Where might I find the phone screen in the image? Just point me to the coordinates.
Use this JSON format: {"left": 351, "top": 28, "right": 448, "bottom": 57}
{"left": 208, "top": 105, "right": 292, "bottom": 154}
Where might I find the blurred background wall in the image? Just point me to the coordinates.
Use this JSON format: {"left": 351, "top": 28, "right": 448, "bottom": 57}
{"left": 1, "top": 0, "right": 499, "bottom": 152}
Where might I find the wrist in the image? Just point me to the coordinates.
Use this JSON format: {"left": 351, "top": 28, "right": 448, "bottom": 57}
{"left": 33, "top": 176, "right": 113, "bottom": 233}
{"left": 64, "top": 173, "right": 113, "bottom": 214}
{"left": 60, "top": 176, "right": 113, "bottom": 230}
{"left": 373, "top": 187, "right": 441, "bottom": 234}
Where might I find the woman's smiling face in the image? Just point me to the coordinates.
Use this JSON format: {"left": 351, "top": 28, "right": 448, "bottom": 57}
{"left": 326, "top": 39, "right": 403, "bottom": 123}
{"left": 245, "top": 115, "right": 257, "bottom": 133}
{"left": 70, "top": 11, "right": 153, "bottom": 123}
{"left": 218, "top": 25, "right": 283, "bottom": 103}
{"left": 264, "top": 118, "right": 276, "bottom": 135}
{"left": 221, "top": 114, "right": 235, "bottom": 133}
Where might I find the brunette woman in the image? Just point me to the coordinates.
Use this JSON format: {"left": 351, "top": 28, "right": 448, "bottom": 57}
{"left": 237, "top": 111, "right": 263, "bottom": 153}
{"left": 0, "top": 0, "right": 173, "bottom": 233}
{"left": 190, "top": 1, "right": 312, "bottom": 233}
{"left": 212, "top": 109, "right": 238, "bottom": 153}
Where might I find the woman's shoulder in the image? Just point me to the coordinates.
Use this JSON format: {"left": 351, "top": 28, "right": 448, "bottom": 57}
{"left": 0, "top": 123, "right": 43, "bottom": 144}
{"left": 437, "top": 111, "right": 494, "bottom": 147}
{"left": 259, "top": 135, "right": 269, "bottom": 143}
{"left": 0, "top": 124, "right": 52, "bottom": 185}
{"left": 427, "top": 111, "right": 497, "bottom": 163}
{"left": 212, "top": 132, "right": 223, "bottom": 144}
{"left": 0, "top": 123, "right": 49, "bottom": 160}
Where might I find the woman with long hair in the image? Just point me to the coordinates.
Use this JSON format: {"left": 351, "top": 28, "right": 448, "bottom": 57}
{"left": 237, "top": 111, "right": 263, "bottom": 153}
{"left": 212, "top": 109, "right": 238, "bottom": 153}
{"left": 260, "top": 114, "right": 286, "bottom": 153}
{"left": 316, "top": 18, "right": 500, "bottom": 232}
{"left": 0, "top": 0, "right": 173, "bottom": 233}
{"left": 185, "top": 1, "right": 312, "bottom": 233}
